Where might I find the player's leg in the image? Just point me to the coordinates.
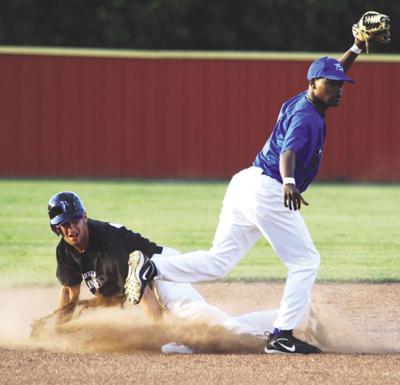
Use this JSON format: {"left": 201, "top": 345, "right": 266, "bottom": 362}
{"left": 153, "top": 247, "right": 265, "bottom": 335}
{"left": 234, "top": 309, "right": 279, "bottom": 335}
{"left": 249, "top": 174, "right": 320, "bottom": 331}
{"left": 234, "top": 306, "right": 318, "bottom": 339}
{"left": 257, "top": 206, "right": 319, "bottom": 332}
{"left": 152, "top": 169, "right": 263, "bottom": 282}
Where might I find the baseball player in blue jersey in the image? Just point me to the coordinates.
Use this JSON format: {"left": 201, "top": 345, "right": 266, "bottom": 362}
{"left": 125, "top": 18, "right": 390, "bottom": 354}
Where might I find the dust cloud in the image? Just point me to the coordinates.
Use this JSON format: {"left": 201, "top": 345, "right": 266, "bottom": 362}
{"left": 0, "top": 286, "right": 264, "bottom": 354}
{"left": 0, "top": 284, "right": 398, "bottom": 354}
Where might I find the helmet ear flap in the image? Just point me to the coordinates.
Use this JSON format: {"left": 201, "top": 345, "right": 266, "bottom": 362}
{"left": 50, "top": 223, "right": 61, "bottom": 236}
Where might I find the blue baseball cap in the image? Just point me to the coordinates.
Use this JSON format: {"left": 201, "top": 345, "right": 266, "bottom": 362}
{"left": 307, "top": 56, "right": 355, "bottom": 83}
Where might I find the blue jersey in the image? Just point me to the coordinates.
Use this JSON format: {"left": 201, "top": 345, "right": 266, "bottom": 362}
{"left": 253, "top": 91, "right": 326, "bottom": 193}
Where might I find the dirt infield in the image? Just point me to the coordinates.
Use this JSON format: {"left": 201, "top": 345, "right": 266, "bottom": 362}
{"left": 1, "top": 282, "right": 399, "bottom": 385}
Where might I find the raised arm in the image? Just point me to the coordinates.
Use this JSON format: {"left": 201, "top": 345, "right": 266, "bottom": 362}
{"left": 341, "top": 11, "right": 391, "bottom": 73}
{"left": 339, "top": 37, "right": 364, "bottom": 73}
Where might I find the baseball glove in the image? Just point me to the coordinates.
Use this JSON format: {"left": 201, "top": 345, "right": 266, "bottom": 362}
{"left": 352, "top": 11, "right": 391, "bottom": 53}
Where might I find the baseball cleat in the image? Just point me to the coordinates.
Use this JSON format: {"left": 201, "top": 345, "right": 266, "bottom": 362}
{"left": 264, "top": 329, "right": 321, "bottom": 354}
{"left": 161, "top": 342, "right": 194, "bottom": 354}
{"left": 124, "top": 250, "right": 157, "bottom": 304}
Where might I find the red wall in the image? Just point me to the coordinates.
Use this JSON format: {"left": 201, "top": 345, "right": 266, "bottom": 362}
{"left": 1, "top": 51, "right": 399, "bottom": 180}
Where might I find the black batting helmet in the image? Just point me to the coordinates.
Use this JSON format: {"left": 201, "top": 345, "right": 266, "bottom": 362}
{"left": 48, "top": 191, "right": 85, "bottom": 235}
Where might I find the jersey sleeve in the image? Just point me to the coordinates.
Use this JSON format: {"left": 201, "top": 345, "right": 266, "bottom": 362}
{"left": 55, "top": 243, "right": 82, "bottom": 287}
{"left": 281, "top": 113, "right": 312, "bottom": 155}
{"left": 117, "top": 226, "right": 163, "bottom": 257}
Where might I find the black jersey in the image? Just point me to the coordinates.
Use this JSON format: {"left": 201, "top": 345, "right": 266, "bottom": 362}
{"left": 55, "top": 219, "right": 163, "bottom": 297}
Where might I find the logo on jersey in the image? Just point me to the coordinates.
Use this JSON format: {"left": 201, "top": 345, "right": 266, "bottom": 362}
{"left": 82, "top": 270, "right": 105, "bottom": 293}
{"left": 334, "top": 63, "right": 344, "bottom": 72}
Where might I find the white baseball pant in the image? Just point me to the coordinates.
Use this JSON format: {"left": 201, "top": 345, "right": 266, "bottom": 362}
{"left": 154, "top": 247, "right": 278, "bottom": 336}
{"left": 152, "top": 166, "right": 320, "bottom": 331}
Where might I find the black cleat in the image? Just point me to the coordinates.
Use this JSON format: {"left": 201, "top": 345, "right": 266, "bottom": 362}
{"left": 124, "top": 250, "right": 157, "bottom": 304}
{"left": 265, "top": 329, "right": 321, "bottom": 354}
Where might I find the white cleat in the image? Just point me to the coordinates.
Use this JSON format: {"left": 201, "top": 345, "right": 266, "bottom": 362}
{"left": 124, "top": 250, "right": 146, "bottom": 304}
{"left": 161, "top": 342, "right": 194, "bottom": 354}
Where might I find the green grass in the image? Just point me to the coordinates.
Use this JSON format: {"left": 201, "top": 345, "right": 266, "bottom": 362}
{"left": 0, "top": 179, "right": 399, "bottom": 285}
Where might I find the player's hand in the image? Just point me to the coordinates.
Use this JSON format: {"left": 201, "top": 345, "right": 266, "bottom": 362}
{"left": 354, "top": 37, "right": 365, "bottom": 50}
{"left": 283, "top": 184, "right": 309, "bottom": 211}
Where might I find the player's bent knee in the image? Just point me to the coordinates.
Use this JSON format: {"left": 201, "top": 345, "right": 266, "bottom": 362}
{"left": 169, "top": 298, "right": 208, "bottom": 319}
